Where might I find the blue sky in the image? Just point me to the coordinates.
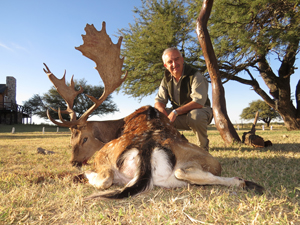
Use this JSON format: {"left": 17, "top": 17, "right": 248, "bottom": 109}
{"left": 1, "top": 0, "right": 298, "bottom": 124}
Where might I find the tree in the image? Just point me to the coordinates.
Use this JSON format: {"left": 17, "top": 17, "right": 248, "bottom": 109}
{"left": 188, "top": 0, "right": 300, "bottom": 130}
{"left": 118, "top": 0, "right": 300, "bottom": 131}
{"left": 23, "top": 79, "right": 118, "bottom": 121}
{"left": 196, "top": 0, "right": 241, "bottom": 143}
{"left": 118, "top": 0, "right": 204, "bottom": 99}
{"left": 240, "top": 100, "right": 281, "bottom": 127}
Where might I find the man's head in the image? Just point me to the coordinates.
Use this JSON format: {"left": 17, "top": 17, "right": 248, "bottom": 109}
{"left": 162, "top": 47, "right": 184, "bottom": 78}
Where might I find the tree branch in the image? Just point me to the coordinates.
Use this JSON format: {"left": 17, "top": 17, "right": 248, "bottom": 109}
{"left": 256, "top": 54, "right": 280, "bottom": 99}
{"left": 278, "top": 40, "right": 299, "bottom": 79}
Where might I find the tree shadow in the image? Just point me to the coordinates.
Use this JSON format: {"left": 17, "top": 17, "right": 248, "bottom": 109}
{"left": 212, "top": 143, "right": 300, "bottom": 153}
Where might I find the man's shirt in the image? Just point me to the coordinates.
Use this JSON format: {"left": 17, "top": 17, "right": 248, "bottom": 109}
{"left": 155, "top": 68, "right": 209, "bottom": 107}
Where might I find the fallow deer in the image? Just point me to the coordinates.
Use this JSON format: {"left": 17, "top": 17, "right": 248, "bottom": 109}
{"left": 45, "top": 22, "right": 264, "bottom": 200}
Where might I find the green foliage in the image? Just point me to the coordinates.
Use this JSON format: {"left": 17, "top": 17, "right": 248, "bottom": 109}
{"left": 23, "top": 79, "right": 118, "bottom": 121}
{"left": 190, "top": 0, "right": 300, "bottom": 64}
{"left": 240, "top": 100, "right": 281, "bottom": 126}
{"left": 118, "top": 0, "right": 205, "bottom": 98}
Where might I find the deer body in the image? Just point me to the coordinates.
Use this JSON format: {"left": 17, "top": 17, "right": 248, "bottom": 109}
{"left": 44, "top": 22, "right": 264, "bottom": 200}
{"left": 83, "top": 105, "right": 257, "bottom": 200}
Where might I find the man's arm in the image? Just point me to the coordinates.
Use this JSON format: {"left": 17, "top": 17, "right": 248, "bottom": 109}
{"left": 154, "top": 79, "right": 169, "bottom": 117}
{"left": 168, "top": 101, "right": 203, "bottom": 123}
{"left": 175, "top": 101, "right": 202, "bottom": 115}
{"left": 154, "top": 101, "right": 168, "bottom": 117}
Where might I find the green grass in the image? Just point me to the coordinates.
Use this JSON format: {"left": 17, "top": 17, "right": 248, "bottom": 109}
{"left": 0, "top": 125, "right": 299, "bottom": 224}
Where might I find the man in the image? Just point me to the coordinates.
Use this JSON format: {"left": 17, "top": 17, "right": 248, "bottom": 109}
{"left": 154, "top": 47, "right": 213, "bottom": 150}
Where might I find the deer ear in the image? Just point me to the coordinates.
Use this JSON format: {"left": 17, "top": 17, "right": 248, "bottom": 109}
{"left": 92, "top": 126, "right": 106, "bottom": 144}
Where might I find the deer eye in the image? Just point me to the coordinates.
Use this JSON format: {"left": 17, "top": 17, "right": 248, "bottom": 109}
{"left": 83, "top": 138, "right": 88, "bottom": 144}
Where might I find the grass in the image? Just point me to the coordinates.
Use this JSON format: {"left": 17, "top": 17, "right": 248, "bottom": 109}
{"left": 0, "top": 124, "right": 299, "bottom": 224}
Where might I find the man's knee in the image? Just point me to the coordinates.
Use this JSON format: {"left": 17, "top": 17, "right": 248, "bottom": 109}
{"left": 187, "top": 108, "right": 212, "bottom": 128}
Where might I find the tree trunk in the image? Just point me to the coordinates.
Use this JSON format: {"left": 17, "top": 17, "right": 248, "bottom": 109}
{"left": 280, "top": 110, "right": 300, "bottom": 130}
{"left": 259, "top": 43, "right": 300, "bottom": 130}
{"left": 296, "top": 79, "right": 300, "bottom": 118}
{"left": 277, "top": 75, "right": 300, "bottom": 130}
{"left": 251, "top": 77, "right": 300, "bottom": 130}
{"left": 196, "top": 0, "right": 240, "bottom": 144}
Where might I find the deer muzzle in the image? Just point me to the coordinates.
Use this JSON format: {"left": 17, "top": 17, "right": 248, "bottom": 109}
{"left": 71, "top": 161, "right": 83, "bottom": 168}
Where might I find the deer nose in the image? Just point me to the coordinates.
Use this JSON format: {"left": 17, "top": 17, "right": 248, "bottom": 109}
{"left": 71, "top": 161, "right": 82, "bottom": 168}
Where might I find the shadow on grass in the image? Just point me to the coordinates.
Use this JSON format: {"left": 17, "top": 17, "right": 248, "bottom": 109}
{"left": 212, "top": 143, "right": 300, "bottom": 153}
{"left": 216, "top": 155, "right": 300, "bottom": 194}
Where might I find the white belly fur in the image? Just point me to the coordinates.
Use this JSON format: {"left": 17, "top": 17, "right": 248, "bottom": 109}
{"left": 114, "top": 148, "right": 139, "bottom": 185}
{"left": 114, "top": 147, "right": 186, "bottom": 188}
{"left": 151, "top": 147, "right": 186, "bottom": 188}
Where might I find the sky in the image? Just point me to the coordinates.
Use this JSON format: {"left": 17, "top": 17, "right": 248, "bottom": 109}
{"left": 0, "top": 0, "right": 299, "bottom": 125}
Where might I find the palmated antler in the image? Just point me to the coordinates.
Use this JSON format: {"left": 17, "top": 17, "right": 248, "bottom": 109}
{"left": 44, "top": 21, "right": 127, "bottom": 127}
{"left": 43, "top": 63, "right": 84, "bottom": 127}
{"left": 74, "top": 22, "right": 127, "bottom": 124}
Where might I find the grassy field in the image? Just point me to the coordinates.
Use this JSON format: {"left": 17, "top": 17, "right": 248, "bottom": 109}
{"left": 0, "top": 124, "right": 299, "bottom": 224}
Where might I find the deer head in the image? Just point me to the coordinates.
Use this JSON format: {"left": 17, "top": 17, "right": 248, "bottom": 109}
{"left": 44, "top": 22, "right": 127, "bottom": 167}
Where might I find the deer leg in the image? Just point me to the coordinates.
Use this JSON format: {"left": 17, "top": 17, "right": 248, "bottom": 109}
{"left": 175, "top": 167, "right": 264, "bottom": 194}
{"left": 174, "top": 167, "right": 245, "bottom": 188}
{"left": 85, "top": 168, "right": 113, "bottom": 190}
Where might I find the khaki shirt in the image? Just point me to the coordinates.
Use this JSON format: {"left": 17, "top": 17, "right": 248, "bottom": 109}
{"left": 155, "top": 69, "right": 209, "bottom": 107}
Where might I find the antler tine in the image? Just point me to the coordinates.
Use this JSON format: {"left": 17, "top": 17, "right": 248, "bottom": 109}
{"left": 49, "top": 106, "right": 77, "bottom": 121}
{"left": 46, "top": 109, "right": 71, "bottom": 128}
{"left": 43, "top": 63, "right": 84, "bottom": 126}
{"left": 74, "top": 21, "right": 127, "bottom": 123}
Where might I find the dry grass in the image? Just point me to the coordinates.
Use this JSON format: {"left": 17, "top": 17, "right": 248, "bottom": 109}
{"left": 0, "top": 126, "right": 299, "bottom": 224}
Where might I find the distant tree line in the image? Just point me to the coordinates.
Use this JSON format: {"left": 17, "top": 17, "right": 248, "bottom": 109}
{"left": 23, "top": 79, "right": 118, "bottom": 121}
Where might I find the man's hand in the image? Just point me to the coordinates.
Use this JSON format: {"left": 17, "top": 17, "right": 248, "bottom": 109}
{"left": 169, "top": 101, "right": 203, "bottom": 122}
{"left": 154, "top": 102, "right": 168, "bottom": 117}
{"left": 168, "top": 111, "right": 177, "bottom": 123}
{"left": 155, "top": 101, "right": 203, "bottom": 123}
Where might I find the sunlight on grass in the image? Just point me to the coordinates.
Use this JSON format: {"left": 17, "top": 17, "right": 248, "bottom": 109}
{"left": 0, "top": 126, "right": 299, "bottom": 224}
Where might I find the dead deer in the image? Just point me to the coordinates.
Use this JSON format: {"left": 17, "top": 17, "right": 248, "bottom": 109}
{"left": 45, "top": 22, "right": 264, "bottom": 200}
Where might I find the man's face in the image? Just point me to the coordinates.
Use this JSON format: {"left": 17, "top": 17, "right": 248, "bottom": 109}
{"left": 163, "top": 50, "right": 184, "bottom": 78}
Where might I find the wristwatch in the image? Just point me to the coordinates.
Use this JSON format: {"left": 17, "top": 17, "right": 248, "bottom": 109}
{"left": 172, "top": 109, "right": 178, "bottom": 116}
